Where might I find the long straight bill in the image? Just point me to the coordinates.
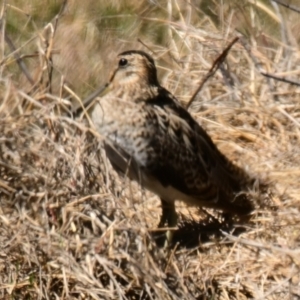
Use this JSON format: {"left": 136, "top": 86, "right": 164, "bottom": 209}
{"left": 71, "top": 83, "right": 109, "bottom": 117}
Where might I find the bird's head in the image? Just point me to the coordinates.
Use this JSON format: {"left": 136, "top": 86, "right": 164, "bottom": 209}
{"left": 108, "top": 50, "right": 159, "bottom": 89}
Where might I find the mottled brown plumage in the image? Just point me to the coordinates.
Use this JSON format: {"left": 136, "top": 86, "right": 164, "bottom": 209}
{"left": 89, "top": 50, "right": 253, "bottom": 245}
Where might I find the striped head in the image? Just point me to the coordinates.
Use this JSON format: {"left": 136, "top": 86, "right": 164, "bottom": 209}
{"left": 108, "top": 50, "right": 159, "bottom": 89}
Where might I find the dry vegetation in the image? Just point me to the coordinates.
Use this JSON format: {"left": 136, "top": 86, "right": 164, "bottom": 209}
{"left": 1, "top": 0, "right": 300, "bottom": 299}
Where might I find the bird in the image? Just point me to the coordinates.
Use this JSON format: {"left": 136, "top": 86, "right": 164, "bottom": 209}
{"left": 87, "top": 50, "right": 254, "bottom": 246}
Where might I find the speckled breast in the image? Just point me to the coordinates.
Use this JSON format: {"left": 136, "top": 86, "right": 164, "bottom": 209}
{"left": 90, "top": 95, "right": 155, "bottom": 169}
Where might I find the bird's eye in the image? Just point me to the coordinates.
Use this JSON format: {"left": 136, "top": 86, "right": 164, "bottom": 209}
{"left": 119, "top": 58, "right": 128, "bottom": 67}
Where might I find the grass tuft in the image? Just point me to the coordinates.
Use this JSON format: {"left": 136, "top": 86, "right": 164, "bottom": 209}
{"left": 1, "top": 0, "right": 300, "bottom": 299}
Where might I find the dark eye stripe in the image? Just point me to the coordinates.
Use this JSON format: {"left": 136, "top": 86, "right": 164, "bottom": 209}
{"left": 119, "top": 58, "right": 128, "bottom": 67}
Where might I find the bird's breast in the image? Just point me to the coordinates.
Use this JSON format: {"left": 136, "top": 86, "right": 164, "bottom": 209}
{"left": 91, "top": 97, "right": 156, "bottom": 167}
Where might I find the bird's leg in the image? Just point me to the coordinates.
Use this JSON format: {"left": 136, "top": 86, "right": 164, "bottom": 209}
{"left": 158, "top": 198, "right": 177, "bottom": 247}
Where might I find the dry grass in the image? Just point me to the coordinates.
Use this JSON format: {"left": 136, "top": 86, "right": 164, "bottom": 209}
{"left": 1, "top": 1, "right": 300, "bottom": 299}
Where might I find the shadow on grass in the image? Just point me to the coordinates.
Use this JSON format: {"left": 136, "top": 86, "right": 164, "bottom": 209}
{"left": 153, "top": 210, "right": 252, "bottom": 249}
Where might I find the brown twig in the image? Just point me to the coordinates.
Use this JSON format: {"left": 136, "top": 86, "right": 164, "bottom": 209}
{"left": 71, "top": 83, "right": 109, "bottom": 117}
{"left": 40, "top": 0, "right": 68, "bottom": 94}
{"left": 1, "top": 21, "right": 35, "bottom": 85}
{"left": 261, "top": 71, "right": 300, "bottom": 87}
{"left": 239, "top": 37, "right": 280, "bottom": 102}
{"left": 240, "top": 37, "right": 300, "bottom": 90}
{"left": 0, "top": 0, "right": 68, "bottom": 88}
{"left": 186, "top": 37, "right": 239, "bottom": 110}
{"left": 271, "top": 0, "right": 300, "bottom": 14}
{"left": 137, "top": 38, "right": 156, "bottom": 56}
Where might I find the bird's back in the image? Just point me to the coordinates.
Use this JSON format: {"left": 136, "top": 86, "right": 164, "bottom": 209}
{"left": 143, "top": 87, "right": 253, "bottom": 214}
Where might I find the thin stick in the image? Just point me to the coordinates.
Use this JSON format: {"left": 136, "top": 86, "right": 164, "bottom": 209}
{"left": 71, "top": 83, "right": 109, "bottom": 117}
{"left": 261, "top": 71, "right": 300, "bottom": 87}
{"left": 137, "top": 38, "right": 154, "bottom": 54}
{"left": 186, "top": 36, "right": 239, "bottom": 110}
{"left": 2, "top": 24, "right": 35, "bottom": 85}
{"left": 271, "top": 0, "right": 300, "bottom": 14}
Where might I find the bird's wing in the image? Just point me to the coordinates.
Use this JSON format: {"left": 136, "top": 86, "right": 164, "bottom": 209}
{"left": 144, "top": 88, "right": 251, "bottom": 208}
